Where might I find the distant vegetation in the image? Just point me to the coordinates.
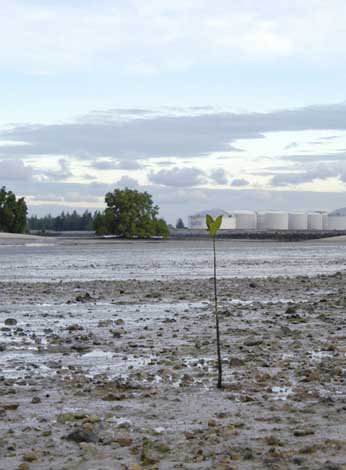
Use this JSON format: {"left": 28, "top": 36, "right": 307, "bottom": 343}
{"left": 93, "top": 188, "right": 169, "bottom": 238}
{"left": 0, "top": 186, "right": 28, "bottom": 234}
{"left": 2, "top": 186, "right": 169, "bottom": 238}
{"left": 176, "top": 217, "right": 185, "bottom": 229}
{"left": 28, "top": 210, "right": 99, "bottom": 232}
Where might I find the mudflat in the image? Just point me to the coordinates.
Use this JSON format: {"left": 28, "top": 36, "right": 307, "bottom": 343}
{"left": 1, "top": 271, "right": 346, "bottom": 469}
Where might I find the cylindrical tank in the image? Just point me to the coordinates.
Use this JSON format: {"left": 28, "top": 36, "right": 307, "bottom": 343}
{"left": 220, "top": 214, "right": 236, "bottom": 229}
{"left": 326, "top": 215, "right": 346, "bottom": 230}
{"left": 232, "top": 210, "right": 257, "bottom": 230}
{"left": 288, "top": 212, "right": 308, "bottom": 230}
{"left": 263, "top": 211, "right": 288, "bottom": 230}
{"left": 322, "top": 213, "right": 329, "bottom": 230}
{"left": 256, "top": 212, "right": 266, "bottom": 230}
{"left": 307, "top": 212, "right": 323, "bottom": 230}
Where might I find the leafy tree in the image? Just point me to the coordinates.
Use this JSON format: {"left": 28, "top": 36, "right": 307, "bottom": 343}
{"left": 0, "top": 186, "right": 27, "bottom": 233}
{"left": 206, "top": 214, "right": 223, "bottom": 389}
{"left": 176, "top": 217, "right": 185, "bottom": 229}
{"left": 94, "top": 188, "right": 169, "bottom": 238}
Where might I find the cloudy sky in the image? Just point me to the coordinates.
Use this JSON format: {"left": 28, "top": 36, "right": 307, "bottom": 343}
{"left": 2, "top": 0, "right": 346, "bottom": 223}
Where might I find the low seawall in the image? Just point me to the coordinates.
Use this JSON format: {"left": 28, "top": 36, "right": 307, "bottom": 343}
{"left": 169, "top": 228, "right": 346, "bottom": 241}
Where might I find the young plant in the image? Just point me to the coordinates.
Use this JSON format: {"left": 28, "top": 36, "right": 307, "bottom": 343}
{"left": 206, "top": 214, "right": 223, "bottom": 389}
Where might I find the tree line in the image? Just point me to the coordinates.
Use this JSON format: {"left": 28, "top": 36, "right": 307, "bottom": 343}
{"left": 28, "top": 210, "right": 99, "bottom": 232}
{"left": 1, "top": 186, "right": 170, "bottom": 238}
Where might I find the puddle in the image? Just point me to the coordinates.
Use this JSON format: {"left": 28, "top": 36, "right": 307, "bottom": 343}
{"left": 0, "top": 301, "right": 204, "bottom": 380}
{"left": 271, "top": 386, "right": 292, "bottom": 400}
{"left": 310, "top": 351, "right": 334, "bottom": 360}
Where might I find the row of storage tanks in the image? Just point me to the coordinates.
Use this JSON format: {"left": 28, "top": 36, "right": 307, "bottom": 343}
{"left": 188, "top": 209, "right": 346, "bottom": 231}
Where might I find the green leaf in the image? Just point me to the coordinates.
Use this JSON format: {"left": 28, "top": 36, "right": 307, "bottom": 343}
{"left": 206, "top": 214, "right": 223, "bottom": 236}
{"left": 214, "top": 215, "right": 223, "bottom": 233}
{"left": 206, "top": 214, "right": 214, "bottom": 232}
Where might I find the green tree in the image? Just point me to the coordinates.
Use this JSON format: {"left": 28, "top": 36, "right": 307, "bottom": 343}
{"left": 206, "top": 214, "right": 223, "bottom": 389}
{"left": 0, "top": 187, "right": 27, "bottom": 233}
{"left": 176, "top": 217, "right": 185, "bottom": 229}
{"left": 94, "top": 188, "right": 169, "bottom": 238}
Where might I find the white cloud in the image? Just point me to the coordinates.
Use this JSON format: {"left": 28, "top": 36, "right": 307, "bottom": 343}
{"left": 0, "top": 159, "right": 33, "bottom": 180}
{"left": 2, "top": 0, "right": 346, "bottom": 75}
{"left": 149, "top": 167, "right": 206, "bottom": 187}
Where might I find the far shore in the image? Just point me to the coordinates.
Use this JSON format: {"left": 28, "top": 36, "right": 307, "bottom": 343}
{"left": 2, "top": 230, "right": 346, "bottom": 246}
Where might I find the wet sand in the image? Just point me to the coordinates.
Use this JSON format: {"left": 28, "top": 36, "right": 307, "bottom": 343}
{"left": 2, "top": 272, "right": 346, "bottom": 469}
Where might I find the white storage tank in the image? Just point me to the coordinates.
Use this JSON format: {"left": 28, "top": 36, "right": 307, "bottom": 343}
{"left": 326, "top": 215, "right": 346, "bottom": 230}
{"left": 188, "top": 209, "right": 236, "bottom": 230}
{"left": 256, "top": 212, "right": 267, "bottom": 230}
{"left": 288, "top": 212, "right": 308, "bottom": 230}
{"left": 307, "top": 212, "right": 323, "bottom": 230}
{"left": 263, "top": 211, "right": 289, "bottom": 230}
{"left": 322, "top": 212, "right": 329, "bottom": 230}
{"left": 232, "top": 210, "right": 257, "bottom": 230}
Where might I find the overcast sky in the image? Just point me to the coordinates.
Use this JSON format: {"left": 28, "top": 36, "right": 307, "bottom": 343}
{"left": 2, "top": 0, "right": 346, "bottom": 223}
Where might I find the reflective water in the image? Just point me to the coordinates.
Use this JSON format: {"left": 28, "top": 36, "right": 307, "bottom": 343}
{"left": 0, "top": 239, "right": 346, "bottom": 282}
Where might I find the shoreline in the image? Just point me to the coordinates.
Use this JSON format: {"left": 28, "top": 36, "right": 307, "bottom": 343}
{"left": 3, "top": 231, "right": 346, "bottom": 246}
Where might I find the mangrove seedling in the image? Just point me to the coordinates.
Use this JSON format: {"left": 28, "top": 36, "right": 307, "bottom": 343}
{"left": 206, "top": 214, "right": 223, "bottom": 389}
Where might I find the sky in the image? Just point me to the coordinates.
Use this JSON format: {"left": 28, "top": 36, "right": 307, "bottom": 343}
{"left": 2, "top": 0, "right": 346, "bottom": 223}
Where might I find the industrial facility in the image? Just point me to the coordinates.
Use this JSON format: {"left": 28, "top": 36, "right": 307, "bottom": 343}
{"left": 188, "top": 209, "right": 346, "bottom": 231}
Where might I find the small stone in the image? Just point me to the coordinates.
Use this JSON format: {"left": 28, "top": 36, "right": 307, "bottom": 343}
{"left": 115, "top": 434, "right": 133, "bottom": 447}
{"left": 31, "top": 397, "right": 41, "bottom": 404}
{"left": 23, "top": 452, "right": 38, "bottom": 463}
{"left": 265, "top": 435, "right": 282, "bottom": 446}
{"left": 4, "top": 318, "right": 17, "bottom": 326}
{"left": 18, "top": 464, "right": 30, "bottom": 470}
{"left": 293, "top": 428, "right": 315, "bottom": 437}
{"left": 3, "top": 403, "right": 19, "bottom": 411}
{"left": 229, "top": 357, "right": 244, "bottom": 367}
{"left": 65, "top": 429, "right": 98, "bottom": 444}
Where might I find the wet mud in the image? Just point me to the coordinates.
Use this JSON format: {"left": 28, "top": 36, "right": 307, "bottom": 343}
{"left": 1, "top": 272, "right": 346, "bottom": 469}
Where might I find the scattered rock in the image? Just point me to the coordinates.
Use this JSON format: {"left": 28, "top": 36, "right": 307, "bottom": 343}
{"left": 64, "top": 429, "right": 98, "bottom": 444}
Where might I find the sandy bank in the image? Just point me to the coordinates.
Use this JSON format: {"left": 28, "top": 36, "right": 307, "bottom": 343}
{"left": 0, "top": 232, "right": 56, "bottom": 245}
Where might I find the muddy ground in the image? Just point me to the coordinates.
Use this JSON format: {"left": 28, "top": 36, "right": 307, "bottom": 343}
{"left": 1, "top": 273, "right": 346, "bottom": 469}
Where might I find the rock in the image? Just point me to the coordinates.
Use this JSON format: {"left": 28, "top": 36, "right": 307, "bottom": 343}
{"left": 4, "top": 318, "right": 17, "bottom": 326}
{"left": 66, "top": 324, "right": 83, "bottom": 332}
{"left": 115, "top": 433, "right": 133, "bottom": 447}
{"left": 23, "top": 451, "right": 38, "bottom": 462}
{"left": 18, "top": 464, "right": 30, "bottom": 470}
{"left": 102, "top": 393, "right": 127, "bottom": 401}
{"left": 65, "top": 429, "right": 98, "bottom": 444}
{"left": 229, "top": 357, "right": 244, "bottom": 367}
{"left": 265, "top": 435, "right": 282, "bottom": 446}
{"left": 3, "top": 403, "right": 19, "bottom": 411}
{"left": 293, "top": 428, "right": 315, "bottom": 437}
{"left": 31, "top": 396, "right": 41, "bottom": 404}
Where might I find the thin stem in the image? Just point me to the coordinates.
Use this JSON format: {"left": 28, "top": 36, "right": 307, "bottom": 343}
{"left": 213, "top": 236, "right": 223, "bottom": 389}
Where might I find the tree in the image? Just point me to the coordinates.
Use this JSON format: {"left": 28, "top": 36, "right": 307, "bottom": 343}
{"left": 0, "top": 187, "right": 27, "bottom": 234}
{"left": 176, "top": 218, "right": 185, "bottom": 229}
{"left": 27, "top": 210, "right": 99, "bottom": 232}
{"left": 93, "top": 188, "right": 169, "bottom": 238}
{"left": 206, "top": 214, "right": 223, "bottom": 389}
